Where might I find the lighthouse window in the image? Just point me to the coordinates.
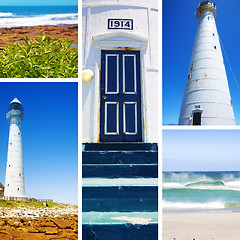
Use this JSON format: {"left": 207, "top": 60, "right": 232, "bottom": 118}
{"left": 193, "top": 112, "right": 201, "bottom": 125}
{"left": 7, "top": 184, "right": 9, "bottom": 186}
{"left": 19, "top": 173, "right": 21, "bottom": 176}
{"left": 17, "top": 188, "right": 19, "bottom": 191}
{"left": 10, "top": 143, "right": 12, "bottom": 145}
{"left": 212, "top": 33, "right": 215, "bottom": 36}
{"left": 18, "top": 133, "right": 20, "bottom": 135}
{"left": 214, "top": 46, "right": 217, "bottom": 49}
{"left": 9, "top": 165, "right": 10, "bottom": 167}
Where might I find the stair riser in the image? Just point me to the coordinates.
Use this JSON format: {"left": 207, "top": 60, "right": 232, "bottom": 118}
{"left": 83, "top": 143, "right": 158, "bottom": 151}
{"left": 82, "top": 151, "right": 158, "bottom": 164}
{"left": 82, "top": 224, "right": 158, "bottom": 240}
{"left": 82, "top": 165, "right": 158, "bottom": 178}
{"left": 82, "top": 186, "right": 157, "bottom": 212}
{"left": 82, "top": 198, "right": 157, "bottom": 212}
{"left": 83, "top": 186, "right": 157, "bottom": 198}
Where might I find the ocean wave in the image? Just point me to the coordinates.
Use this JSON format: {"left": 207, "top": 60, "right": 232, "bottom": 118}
{"left": 163, "top": 182, "right": 240, "bottom": 192}
{"left": 163, "top": 200, "right": 225, "bottom": 210}
{"left": 224, "top": 202, "right": 240, "bottom": 208}
{"left": 186, "top": 180, "right": 225, "bottom": 187}
{"left": 0, "top": 12, "right": 14, "bottom": 17}
{"left": 0, "top": 13, "right": 78, "bottom": 28}
{"left": 163, "top": 182, "right": 185, "bottom": 189}
{"left": 185, "top": 180, "right": 240, "bottom": 191}
{"left": 164, "top": 172, "right": 240, "bottom": 182}
{"left": 163, "top": 172, "right": 210, "bottom": 183}
{"left": 164, "top": 172, "right": 240, "bottom": 191}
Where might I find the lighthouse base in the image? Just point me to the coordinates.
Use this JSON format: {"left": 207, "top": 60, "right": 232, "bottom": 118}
{"left": 4, "top": 196, "right": 28, "bottom": 202}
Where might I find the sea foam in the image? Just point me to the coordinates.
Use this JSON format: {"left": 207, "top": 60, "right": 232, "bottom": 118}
{"left": 0, "top": 13, "right": 78, "bottom": 28}
{"left": 162, "top": 200, "right": 225, "bottom": 210}
{"left": 0, "top": 12, "right": 14, "bottom": 17}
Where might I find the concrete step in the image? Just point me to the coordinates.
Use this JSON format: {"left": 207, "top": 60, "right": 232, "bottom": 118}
{"left": 82, "top": 150, "right": 157, "bottom": 164}
{"left": 83, "top": 142, "right": 158, "bottom": 151}
{"left": 82, "top": 178, "right": 158, "bottom": 187}
{"left": 82, "top": 212, "right": 158, "bottom": 240}
{"left": 82, "top": 185, "right": 158, "bottom": 212}
{"left": 82, "top": 163, "right": 158, "bottom": 178}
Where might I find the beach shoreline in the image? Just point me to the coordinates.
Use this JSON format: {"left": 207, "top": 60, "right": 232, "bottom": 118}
{"left": 0, "top": 24, "right": 78, "bottom": 47}
{"left": 163, "top": 210, "right": 240, "bottom": 240}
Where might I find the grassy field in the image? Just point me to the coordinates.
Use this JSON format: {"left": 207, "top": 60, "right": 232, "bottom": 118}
{"left": 0, "top": 33, "right": 78, "bottom": 78}
{"left": 0, "top": 199, "right": 64, "bottom": 208}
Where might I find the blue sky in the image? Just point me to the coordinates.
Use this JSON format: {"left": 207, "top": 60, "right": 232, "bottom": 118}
{"left": 163, "top": 0, "right": 240, "bottom": 125}
{"left": 0, "top": 82, "right": 78, "bottom": 205}
{"left": 0, "top": 0, "right": 77, "bottom": 6}
{"left": 163, "top": 130, "right": 240, "bottom": 171}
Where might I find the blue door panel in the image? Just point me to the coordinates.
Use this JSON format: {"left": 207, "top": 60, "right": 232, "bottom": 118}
{"left": 124, "top": 55, "right": 136, "bottom": 93}
{"left": 124, "top": 103, "right": 136, "bottom": 134}
{"left": 106, "top": 55, "right": 118, "bottom": 93}
{"left": 106, "top": 103, "right": 118, "bottom": 134}
{"left": 100, "top": 50, "right": 142, "bottom": 142}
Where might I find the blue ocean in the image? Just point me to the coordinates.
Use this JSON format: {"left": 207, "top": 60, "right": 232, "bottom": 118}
{"left": 0, "top": 6, "right": 78, "bottom": 27}
{"left": 163, "top": 172, "right": 240, "bottom": 211}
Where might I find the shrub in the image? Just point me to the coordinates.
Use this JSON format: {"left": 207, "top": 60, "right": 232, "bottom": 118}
{"left": 0, "top": 33, "right": 78, "bottom": 78}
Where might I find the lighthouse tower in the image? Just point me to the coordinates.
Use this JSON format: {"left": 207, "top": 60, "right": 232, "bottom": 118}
{"left": 4, "top": 98, "right": 26, "bottom": 201}
{"left": 178, "top": 1, "right": 235, "bottom": 125}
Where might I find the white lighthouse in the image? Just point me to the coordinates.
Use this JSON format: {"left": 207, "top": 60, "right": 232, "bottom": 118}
{"left": 178, "top": 1, "right": 235, "bottom": 125}
{"left": 4, "top": 98, "right": 26, "bottom": 201}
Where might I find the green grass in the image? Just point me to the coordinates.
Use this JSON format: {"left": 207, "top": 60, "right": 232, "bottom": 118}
{"left": 0, "top": 199, "right": 63, "bottom": 208}
{"left": 0, "top": 199, "right": 18, "bottom": 208}
{"left": 24, "top": 201, "right": 60, "bottom": 207}
{"left": 0, "top": 33, "right": 78, "bottom": 78}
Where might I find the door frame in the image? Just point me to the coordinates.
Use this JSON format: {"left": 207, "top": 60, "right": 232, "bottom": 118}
{"left": 192, "top": 108, "right": 203, "bottom": 125}
{"left": 100, "top": 50, "right": 142, "bottom": 142}
{"left": 91, "top": 32, "right": 148, "bottom": 142}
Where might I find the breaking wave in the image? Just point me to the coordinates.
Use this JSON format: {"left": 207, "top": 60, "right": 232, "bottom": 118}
{"left": 163, "top": 172, "right": 240, "bottom": 191}
{"left": 163, "top": 200, "right": 225, "bottom": 210}
{"left": 0, "top": 12, "right": 14, "bottom": 17}
{"left": 0, "top": 13, "right": 78, "bottom": 28}
{"left": 163, "top": 172, "right": 240, "bottom": 211}
{"left": 186, "top": 180, "right": 225, "bottom": 187}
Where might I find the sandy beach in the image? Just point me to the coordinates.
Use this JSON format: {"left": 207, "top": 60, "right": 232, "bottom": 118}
{"left": 0, "top": 25, "right": 78, "bottom": 48}
{"left": 163, "top": 211, "right": 240, "bottom": 240}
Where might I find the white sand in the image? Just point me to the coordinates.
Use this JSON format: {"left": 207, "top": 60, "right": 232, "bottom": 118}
{"left": 163, "top": 211, "right": 240, "bottom": 240}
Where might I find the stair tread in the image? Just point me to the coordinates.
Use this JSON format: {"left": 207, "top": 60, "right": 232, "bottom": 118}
{"left": 82, "top": 151, "right": 158, "bottom": 164}
{"left": 82, "top": 212, "right": 158, "bottom": 225}
{"left": 82, "top": 178, "right": 158, "bottom": 187}
{"left": 83, "top": 164, "right": 158, "bottom": 178}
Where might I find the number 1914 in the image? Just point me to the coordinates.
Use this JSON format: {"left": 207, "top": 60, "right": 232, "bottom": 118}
{"left": 108, "top": 19, "right": 133, "bottom": 30}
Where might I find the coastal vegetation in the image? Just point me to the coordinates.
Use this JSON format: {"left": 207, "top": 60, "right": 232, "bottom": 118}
{"left": 0, "top": 33, "right": 78, "bottom": 78}
{"left": 0, "top": 199, "right": 66, "bottom": 208}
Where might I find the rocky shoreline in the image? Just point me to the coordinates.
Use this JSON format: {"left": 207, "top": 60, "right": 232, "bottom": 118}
{"left": 0, "top": 25, "right": 78, "bottom": 48}
{"left": 0, "top": 205, "right": 78, "bottom": 239}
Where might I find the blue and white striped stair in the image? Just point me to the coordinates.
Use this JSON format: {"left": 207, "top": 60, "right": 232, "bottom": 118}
{"left": 82, "top": 143, "right": 158, "bottom": 240}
